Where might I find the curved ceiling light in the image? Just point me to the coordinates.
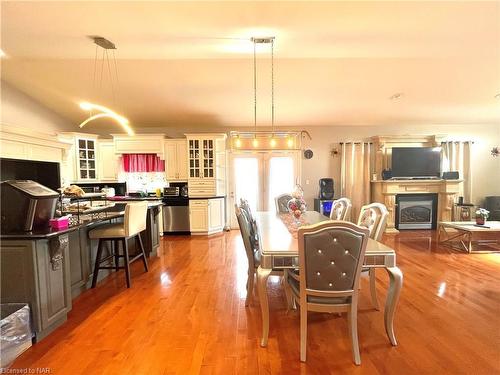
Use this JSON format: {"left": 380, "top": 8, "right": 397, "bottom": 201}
{"left": 79, "top": 102, "right": 134, "bottom": 136}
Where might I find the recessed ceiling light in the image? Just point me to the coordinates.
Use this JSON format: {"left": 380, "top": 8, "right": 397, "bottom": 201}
{"left": 389, "top": 93, "right": 404, "bottom": 100}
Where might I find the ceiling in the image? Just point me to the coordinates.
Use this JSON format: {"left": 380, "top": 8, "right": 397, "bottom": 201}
{"left": 1, "top": 1, "right": 499, "bottom": 132}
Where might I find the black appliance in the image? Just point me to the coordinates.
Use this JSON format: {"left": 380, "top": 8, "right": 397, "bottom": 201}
{"left": 76, "top": 182, "right": 127, "bottom": 196}
{"left": 162, "top": 182, "right": 190, "bottom": 233}
{"left": 318, "top": 178, "right": 334, "bottom": 200}
{"left": 391, "top": 147, "right": 441, "bottom": 178}
{"left": 442, "top": 171, "right": 459, "bottom": 180}
{"left": 485, "top": 196, "right": 500, "bottom": 220}
{"left": 1, "top": 158, "right": 60, "bottom": 191}
{"left": 1, "top": 180, "right": 59, "bottom": 232}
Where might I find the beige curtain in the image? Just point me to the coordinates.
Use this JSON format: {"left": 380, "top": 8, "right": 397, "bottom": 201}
{"left": 340, "top": 142, "right": 372, "bottom": 221}
{"left": 441, "top": 141, "right": 472, "bottom": 202}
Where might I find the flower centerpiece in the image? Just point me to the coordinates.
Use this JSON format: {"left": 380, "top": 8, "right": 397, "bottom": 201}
{"left": 287, "top": 185, "right": 307, "bottom": 221}
{"left": 475, "top": 208, "right": 489, "bottom": 225}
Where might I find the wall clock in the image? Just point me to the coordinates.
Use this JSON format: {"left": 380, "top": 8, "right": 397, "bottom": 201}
{"left": 304, "top": 149, "right": 314, "bottom": 159}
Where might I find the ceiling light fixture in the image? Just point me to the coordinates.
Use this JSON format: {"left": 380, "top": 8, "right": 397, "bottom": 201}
{"left": 79, "top": 102, "right": 134, "bottom": 135}
{"left": 0, "top": 49, "right": 6, "bottom": 58}
{"left": 250, "top": 36, "right": 276, "bottom": 147}
{"left": 78, "top": 36, "right": 133, "bottom": 135}
{"left": 494, "top": 93, "right": 500, "bottom": 99}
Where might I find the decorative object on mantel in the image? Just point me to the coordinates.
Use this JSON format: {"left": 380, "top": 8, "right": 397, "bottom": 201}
{"left": 491, "top": 146, "right": 499, "bottom": 157}
{"left": 78, "top": 36, "right": 133, "bottom": 136}
{"left": 475, "top": 208, "right": 489, "bottom": 225}
{"left": 287, "top": 184, "right": 307, "bottom": 223}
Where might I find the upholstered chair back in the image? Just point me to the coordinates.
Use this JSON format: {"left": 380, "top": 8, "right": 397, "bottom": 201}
{"left": 329, "top": 198, "right": 352, "bottom": 221}
{"left": 298, "top": 221, "right": 369, "bottom": 294}
{"left": 124, "top": 201, "right": 148, "bottom": 237}
{"left": 275, "top": 194, "right": 293, "bottom": 214}
{"left": 235, "top": 205, "right": 256, "bottom": 269}
{"left": 357, "top": 203, "right": 389, "bottom": 241}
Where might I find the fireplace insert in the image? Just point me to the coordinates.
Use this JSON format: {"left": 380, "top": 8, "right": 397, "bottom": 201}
{"left": 395, "top": 193, "right": 438, "bottom": 230}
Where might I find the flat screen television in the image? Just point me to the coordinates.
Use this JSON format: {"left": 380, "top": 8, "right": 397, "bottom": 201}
{"left": 0, "top": 158, "right": 61, "bottom": 191}
{"left": 391, "top": 147, "right": 441, "bottom": 178}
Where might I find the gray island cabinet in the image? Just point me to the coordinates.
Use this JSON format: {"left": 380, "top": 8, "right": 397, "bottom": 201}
{"left": 1, "top": 234, "right": 72, "bottom": 341}
{"left": 0, "top": 201, "right": 162, "bottom": 341}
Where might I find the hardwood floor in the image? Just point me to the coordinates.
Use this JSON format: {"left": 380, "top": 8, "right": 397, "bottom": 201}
{"left": 10, "top": 230, "right": 500, "bottom": 374}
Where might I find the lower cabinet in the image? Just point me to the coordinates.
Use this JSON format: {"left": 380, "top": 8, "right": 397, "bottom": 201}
{"left": 0, "top": 236, "right": 72, "bottom": 341}
{"left": 189, "top": 198, "right": 225, "bottom": 235}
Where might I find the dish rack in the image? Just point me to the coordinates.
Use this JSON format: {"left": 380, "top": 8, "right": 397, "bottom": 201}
{"left": 58, "top": 192, "right": 115, "bottom": 226}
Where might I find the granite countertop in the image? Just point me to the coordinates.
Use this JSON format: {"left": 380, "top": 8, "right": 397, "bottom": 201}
{"left": 0, "top": 202, "right": 162, "bottom": 240}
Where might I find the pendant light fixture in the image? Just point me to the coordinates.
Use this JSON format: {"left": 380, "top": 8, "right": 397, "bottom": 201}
{"left": 251, "top": 36, "right": 275, "bottom": 147}
{"left": 78, "top": 36, "right": 134, "bottom": 136}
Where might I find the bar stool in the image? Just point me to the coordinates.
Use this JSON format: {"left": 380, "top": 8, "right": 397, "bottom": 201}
{"left": 89, "top": 201, "right": 149, "bottom": 288}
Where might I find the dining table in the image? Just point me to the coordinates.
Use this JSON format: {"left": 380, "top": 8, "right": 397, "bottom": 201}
{"left": 255, "top": 211, "right": 403, "bottom": 347}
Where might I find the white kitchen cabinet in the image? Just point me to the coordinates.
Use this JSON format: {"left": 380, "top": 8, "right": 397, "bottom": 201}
{"left": 189, "top": 198, "right": 225, "bottom": 235}
{"left": 186, "top": 134, "right": 226, "bottom": 197}
{"left": 113, "top": 134, "right": 165, "bottom": 158}
{"left": 164, "top": 139, "right": 187, "bottom": 181}
{"left": 98, "top": 141, "right": 119, "bottom": 181}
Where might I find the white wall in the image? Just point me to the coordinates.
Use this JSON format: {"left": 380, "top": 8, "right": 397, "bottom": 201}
{"left": 1, "top": 80, "right": 73, "bottom": 133}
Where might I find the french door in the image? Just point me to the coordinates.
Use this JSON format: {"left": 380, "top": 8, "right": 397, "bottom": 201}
{"left": 229, "top": 151, "right": 299, "bottom": 228}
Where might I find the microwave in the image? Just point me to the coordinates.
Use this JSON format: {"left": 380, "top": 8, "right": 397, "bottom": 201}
{"left": 163, "top": 187, "right": 179, "bottom": 197}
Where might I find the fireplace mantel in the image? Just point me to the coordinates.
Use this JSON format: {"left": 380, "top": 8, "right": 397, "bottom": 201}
{"left": 371, "top": 179, "right": 462, "bottom": 232}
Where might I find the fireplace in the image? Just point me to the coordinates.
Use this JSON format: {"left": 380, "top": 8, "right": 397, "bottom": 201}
{"left": 396, "top": 194, "right": 438, "bottom": 230}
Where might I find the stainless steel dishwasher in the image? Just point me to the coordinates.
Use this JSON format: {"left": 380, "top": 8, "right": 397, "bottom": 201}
{"left": 162, "top": 184, "right": 190, "bottom": 233}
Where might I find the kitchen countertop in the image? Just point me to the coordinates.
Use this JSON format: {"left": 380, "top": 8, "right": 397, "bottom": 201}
{"left": 106, "top": 196, "right": 163, "bottom": 201}
{"left": 0, "top": 202, "right": 162, "bottom": 240}
{"left": 188, "top": 196, "right": 226, "bottom": 200}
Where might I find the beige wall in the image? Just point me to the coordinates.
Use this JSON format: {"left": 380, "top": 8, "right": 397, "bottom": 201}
{"left": 2, "top": 81, "right": 498, "bottom": 206}
{"left": 1, "top": 80, "right": 73, "bottom": 133}
{"left": 296, "top": 125, "right": 500, "bottom": 208}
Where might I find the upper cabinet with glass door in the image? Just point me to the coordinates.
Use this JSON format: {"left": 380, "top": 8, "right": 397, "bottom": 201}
{"left": 76, "top": 137, "right": 97, "bottom": 180}
{"left": 186, "top": 134, "right": 227, "bottom": 197}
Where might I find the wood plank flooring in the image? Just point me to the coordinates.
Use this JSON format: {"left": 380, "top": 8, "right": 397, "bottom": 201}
{"left": 9, "top": 230, "right": 500, "bottom": 374}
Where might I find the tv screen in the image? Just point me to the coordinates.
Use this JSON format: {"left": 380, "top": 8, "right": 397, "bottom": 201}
{"left": 391, "top": 147, "right": 441, "bottom": 178}
{"left": 0, "top": 158, "right": 61, "bottom": 191}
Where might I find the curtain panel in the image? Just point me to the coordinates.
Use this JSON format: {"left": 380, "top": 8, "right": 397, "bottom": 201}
{"left": 340, "top": 142, "right": 372, "bottom": 221}
{"left": 122, "top": 154, "right": 165, "bottom": 173}
{"left": 441, "top": 141, "right": 472, "bottom": 203}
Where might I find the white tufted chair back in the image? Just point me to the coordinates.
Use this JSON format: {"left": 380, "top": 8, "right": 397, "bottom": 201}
{"left": 329, "top": 198, "right": 352, "bottom": 221}
{"left": 357, "top": 203, "right": 389, "bottom": 241}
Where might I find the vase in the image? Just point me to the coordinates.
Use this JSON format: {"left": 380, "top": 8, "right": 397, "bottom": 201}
{"left": 476, "top": 216, "right": 485, "bottom": 225}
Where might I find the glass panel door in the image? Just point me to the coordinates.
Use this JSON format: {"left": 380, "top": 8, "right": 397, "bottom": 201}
{"left": 265, "top": 155, "right": 296, "bottom": 211}
{"left": 233, "top": 156, "right": 262, "bottom": 213}
{"left": 189, "top": 139, "right": 200, "bottom": 178}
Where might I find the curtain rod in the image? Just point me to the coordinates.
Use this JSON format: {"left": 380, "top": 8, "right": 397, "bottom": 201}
{"left": 338, "top": 142, "right": 373, "bottom": 145}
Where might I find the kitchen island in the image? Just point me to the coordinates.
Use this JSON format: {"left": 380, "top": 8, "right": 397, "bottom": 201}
{"left": 0, "top": 201, "right": 162, "bottom": 341}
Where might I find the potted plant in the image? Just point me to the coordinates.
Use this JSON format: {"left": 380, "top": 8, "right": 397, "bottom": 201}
{"left": 475, "top": 208, "right": 490, "bottom": 225}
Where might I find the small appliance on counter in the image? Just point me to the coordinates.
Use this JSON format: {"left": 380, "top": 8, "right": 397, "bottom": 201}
{"left": 1, "top": 180, "right": 59, "bottom": 232}
{"left": 163, "top": 182, "right": 190, "bottom": 234}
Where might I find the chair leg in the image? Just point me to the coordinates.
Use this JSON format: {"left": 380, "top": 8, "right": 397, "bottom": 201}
{"left": 348, "top": 303, "right": 361, "bottom": 365}
{"left": 369, "top": 269, "right": 380, "bottom": 310}
{"left": 123, "top": 238, "right": 131, "bottom": 288}
{"left": 137, "top": 234, "right": 149, "bottom": 272}
{"left": 283, "top": 270, "right": 293, "bottom": 312}
{"left": 245, "top": 270, "right": 254, "bottom": 306}
{"left": 300, "top": 303, "right": 308, "bottom": 362}
{"left": 91, "top": 239, "right": 104, "bottom": 288}
{"left": 114, "top": 239, "right": 120, "bottom": 271}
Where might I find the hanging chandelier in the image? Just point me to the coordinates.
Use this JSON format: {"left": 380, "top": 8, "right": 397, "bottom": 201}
{"left": 231, "top": 36, "right": 300, "bottom": 150}
{"left": 78, "top": 36, "right": 134, "bottom": 136}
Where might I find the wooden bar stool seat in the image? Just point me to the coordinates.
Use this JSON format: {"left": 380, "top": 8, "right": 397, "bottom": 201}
{"left": 89, "top": 202, "right": 149, "bottom": 288}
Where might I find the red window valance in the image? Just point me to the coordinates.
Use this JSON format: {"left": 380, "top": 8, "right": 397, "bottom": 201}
{"left": 122, "top": 154, "right": 165, "bottom": 172}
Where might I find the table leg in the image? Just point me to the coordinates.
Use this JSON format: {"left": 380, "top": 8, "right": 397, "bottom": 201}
{"left": 257, "top": 266, "right": 272, "bottom": 347}
{"left": 384, "top": 266, "right": 403, "bottom": 346}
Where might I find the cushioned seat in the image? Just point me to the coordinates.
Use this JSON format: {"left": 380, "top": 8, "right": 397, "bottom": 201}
{"left": 89, "top": 223, "right": 126, "bottom": 239}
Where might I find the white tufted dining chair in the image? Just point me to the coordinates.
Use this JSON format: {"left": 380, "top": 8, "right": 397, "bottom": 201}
{"left": 357, "top": 202, "right": 389, "bottom": 310}
{"left": 287, "top": 221, "right": 369, "bottom": 364}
